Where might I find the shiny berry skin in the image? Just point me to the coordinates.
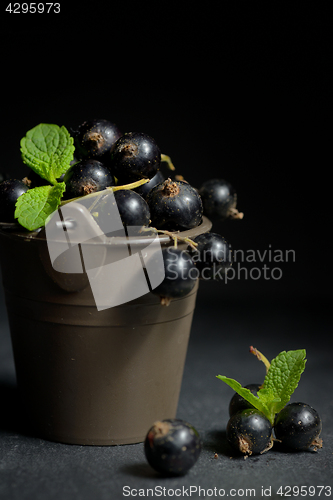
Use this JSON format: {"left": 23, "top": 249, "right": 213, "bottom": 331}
{"left": 0, "top": 179, "right": 29, "bottom": 222}
{"left": 73, "top": 119, "right": 122, "bottom": 164}
{"left": 227, "top": 409, "right": 273, "bottom": 456}
{"left": 92, "top": 189, "right": 150, "bottom": 234}
{"left": 274, "top": 403, "right": 323, "bottom": 451}
{"left": 152, "top": 248, "right": 198, "bottom": 303}
{"left": 146, "top": 178, "right": 203, "bottom": 231}
{"left": 198, "top": 178, "right": 243, "bottom": 220}
{"left": 229, "top": 384, "right": 261, "bottom": 416}
{"left": 189, "top": 232, "right": 232, "bottom": 280}
{"left": 63, "top": 159, "right": 115, "bottom": 200}
{"left": 144, "top": 419, "right": 201, "bottom": 476}
{"left": 110, "top": 132, "right": 161, "bottom": 184}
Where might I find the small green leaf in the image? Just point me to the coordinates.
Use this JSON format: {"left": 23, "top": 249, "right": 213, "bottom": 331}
{"left": 216, "top": 376, "right": 269, "bottom": 415}
{"left": 217, "top": 349, "right": 306, "bottom": 425}
{"left": 14, "top": 183, "right": 66, "bottom": 231}
{"left": 263, "top": 349, "right": 306, "bottom": 415}
{"left": 20, "top": 124, "right": 74, "bottom": 184}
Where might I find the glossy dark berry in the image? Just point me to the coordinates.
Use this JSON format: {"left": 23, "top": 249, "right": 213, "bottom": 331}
{"left": 0, "top": 179, "right": 30, "bottom": 222}
{"left": 146, "top": 178, "right": 203, "bottom": 231}
{"left": 110, "top": 132, "right": 161, "bottom": 184}
{"left": 73, "top": 119, "right": 122, "bottom": 165}
{"left": 274, "top": 402, "right": 323, "bottom": 451}
{"left": 189, "top": 232, "right": 232, "bottom": 280}
{"left": 90, "top": 189, "right": 150, "bottom": 234}
{"left": 134, "top": 170, "right": 165, "bottom": 199}
{"left": 144, "top": 419, "right": 201, "bottom": 476}
{"left": 63, "top": 159, "right": 115, "bottom": 200}
{"left": 152, "top": 247, "right": 198, "bottom": 304}
{"left": 226, "top": 409, "right": 273, "bottom": 456}
{"left": 198, "top": 179, "right": 243, "bottom": 220}
{"left": 229, "top": 384, "right": 261, "bottom": 416}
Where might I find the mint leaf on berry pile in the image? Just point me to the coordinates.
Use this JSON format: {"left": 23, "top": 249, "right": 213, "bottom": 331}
{"left": 15, "top": 183, "right": 66, "bottom": 231}
{"left": 217, "top": 348, "right": 306, "bottom": 425}
{"left": 15, "top": 123, "right": 74, "bottom": 231}
{"left": 20, "top": 123, "right": 74, "bottom": 185}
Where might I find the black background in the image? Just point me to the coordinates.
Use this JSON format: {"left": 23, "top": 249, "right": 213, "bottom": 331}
{"left": 0, "top": 3, "right": 332, "bottom": 499}
{"left": 1, "top": 3, "right": 331, "bottom": 304}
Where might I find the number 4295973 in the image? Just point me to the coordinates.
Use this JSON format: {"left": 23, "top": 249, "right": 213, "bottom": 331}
{"left": 6, "top": 3, "right": 60, "bottom": 13}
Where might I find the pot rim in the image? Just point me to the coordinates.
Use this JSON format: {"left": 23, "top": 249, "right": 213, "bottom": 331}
{"left": 0, "top": 216, "right": 212, "bottom": 246}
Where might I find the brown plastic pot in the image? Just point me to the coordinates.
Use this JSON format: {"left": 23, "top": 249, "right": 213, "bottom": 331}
{"left": 0, "top": 215, "right": 211, "bottom": 445}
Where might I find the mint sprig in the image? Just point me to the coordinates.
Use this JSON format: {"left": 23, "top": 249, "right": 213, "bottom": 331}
{"left": 14, "top": 123, "right": 74, "bottom": 231}
{"left": 217, "top": 349, "right": 306, "bottom": 424}
{"left": 20, "top": 123, "right": 74, "bottom": 185}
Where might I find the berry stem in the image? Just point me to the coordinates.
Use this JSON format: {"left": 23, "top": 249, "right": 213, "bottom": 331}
{"left": 228, "top": 207, "right": 244, "bottom": 219}
{"left": 249, "top": 346, "right": 271, "bottom": 374}
{"left": 60, "top": 178, "right": 150, "bottom": 206}
{"left": 147, "top": 227, "right": 198, "bottom": 250}
{"left": 161, "top": 154, "right": 175, "bottom": 171}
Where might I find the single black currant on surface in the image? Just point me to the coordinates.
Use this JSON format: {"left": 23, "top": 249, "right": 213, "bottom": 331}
{"left": 198, "top": 178, "right": 243, "bottom": 220}
{"left": 152, "top": 248, "right": 198, "bottom": 305}
{"left": 0, "top": 179, "right": 30, "bottom": 222}
{"left": 146, "top": 178, "right": 203, "bottom": 231}
{"left": 73, "top": 119, "right": 122, "bottom": 165}
{"left": 274, "top": 402, "right": 323, "bottom": 451}
{"left": 188, "top": 232, "right": 233, "bottom": 280}
{"left": 134, "top": 170, "right": 165, "bottom": 199}
{"left": 228, "top": 384, "right": 261, "bottom": 416}
{"left": 63, "top": 159, "right": 115, "bottom": 200}
{"left": 226, "top": 409, "right": 273, "bottom": 456}
{"left": 110, "top": 132, "right": 161, "bottom": 184}
{"left": 144, "top": 419, "right": 201, "bottom": 476}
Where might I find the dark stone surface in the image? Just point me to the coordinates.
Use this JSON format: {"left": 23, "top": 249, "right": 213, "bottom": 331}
{"left": 1, "top": 278, "right": 332, "bottom": 499}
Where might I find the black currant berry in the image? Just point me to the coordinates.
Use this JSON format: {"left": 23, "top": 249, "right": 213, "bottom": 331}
{"left": 110, "top": 132, "right": 161, "bottom": 184}
{"left": 146, "top": 178, "right": 203, "bottom": 231}
{"left": 91, "top": 189, "right": 150, "bottom": 234}
{"left": 152, "top": 247, "right": 198, "bottom": 305}
{"left": 228, "top": 384, "right": 261, "bottom": 416}
{"left": 144, "top": 419, "right": 201, "bottom": 476}
{"left": 0, "top": 179, "right": 30, "bottom": 222}
{"left": 198, "top": 179, "right": 243, "bottom": 220}
{"left": 274, "top": 402, "right": 323, "bottom": 451}
{"left": 189, "top": 232, "right": 232, "bottom": 280}
{"left": 134, "top": 170, "right": 165, "bottom": 199}
{"left": 63, "top": 159, "right": 115, "bottom": 200}
{"left": 73, "top": 119, "right": 122, "bottom": 164}
{"left": 226, "top": 409, "right": 273, "bottom": 456}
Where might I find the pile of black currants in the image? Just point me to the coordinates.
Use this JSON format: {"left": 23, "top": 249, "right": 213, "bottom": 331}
{"left": 0, "top": 118, "right": 244, "bottom": 305}
{"left": 227, "top": 392, "right": 323, "bottom": 457}
{"left": 225, "top": 346, "right": 323, "bottom": 457}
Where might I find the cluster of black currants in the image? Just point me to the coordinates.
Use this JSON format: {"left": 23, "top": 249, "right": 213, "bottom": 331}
{"left": 227, "top": 385, "right": 323, "bottom": 457}
{"left": 0, "top": 118, "right": 243, "bottom": 304}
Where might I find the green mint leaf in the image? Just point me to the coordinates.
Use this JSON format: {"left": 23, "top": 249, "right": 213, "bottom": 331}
{"left": 20, "top": 124, "right": 74, "bottom": 184}
{"left": 14, "top": 183, "right": 66, "bottom": 231}
{"left": 262, "top": 349, "right": 306, "bottom": 416}
{"left": 216, "top": 376, "right": 269, "bottom": 415}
